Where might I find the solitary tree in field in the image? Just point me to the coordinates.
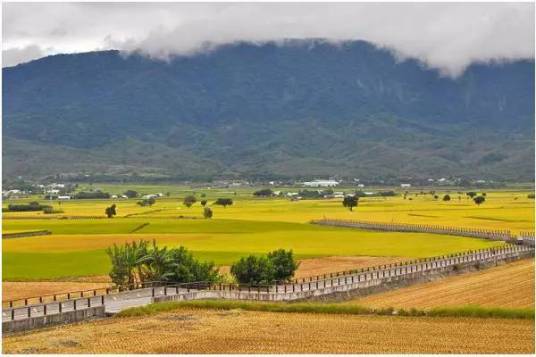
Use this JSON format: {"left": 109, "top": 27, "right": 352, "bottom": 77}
{"left": 214, "top": 198, "right": 233, "bottom": 208}
{"left": 433, "top": 195, "right": 439, "bottom": 200}
{"left": 203, "top": 207, "right": 213, "bottom": 219}
{"left": 473, "top": 196, "right": 486, "bottom": 206}
{"left": 200, "top": 200, "right": 208, "bottom": 207}
{"left": 342, "top": 195, "right": 359, "bottom": 211}
{"left": 105, "top": 204, "right": 117, "bottom": 218}
{"left": 183, "top": 195, "right": 197, "bottom": 208}
{"left": 442, "top": 194, "right": 451, "bottom": 202}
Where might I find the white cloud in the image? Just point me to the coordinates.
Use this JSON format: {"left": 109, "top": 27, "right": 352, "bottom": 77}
{"left": 2, "top": 45, "right": 45, "bottom": 67}
{"left": 2, "top": 2, "right": 534, "bottom": 76}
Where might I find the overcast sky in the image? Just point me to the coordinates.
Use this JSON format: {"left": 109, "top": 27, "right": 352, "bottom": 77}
{"left": 3, "top": 2, "right": 534, "bottom": 76}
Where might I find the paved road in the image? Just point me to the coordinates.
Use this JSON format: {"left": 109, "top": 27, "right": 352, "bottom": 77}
{"left": 3, "top": 286, "right": 200, "bottom": 320}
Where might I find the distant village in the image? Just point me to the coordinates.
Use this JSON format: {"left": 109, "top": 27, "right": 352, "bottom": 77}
{"left": 2, "top": 176, "right": 506, "bottom": 201}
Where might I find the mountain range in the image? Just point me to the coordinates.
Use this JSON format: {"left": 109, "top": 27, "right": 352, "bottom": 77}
{"left": 3, "top": 40, "right": 534, "bottom": 182}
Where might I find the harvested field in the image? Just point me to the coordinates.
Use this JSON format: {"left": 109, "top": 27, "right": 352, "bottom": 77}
{"left": 218, "top": 255, "right": 408, "bottom": 279}
{"left": 2, "top": 280, "right": 112, "bottom": 302}
{"left": 294, "top": 256, "right": 408, "bottom": 279}
{"left": 345, "top": 258, "right": 535, "bottom": 309}
{"left": 3, "top": 308, "right": 534, "bottom": 353}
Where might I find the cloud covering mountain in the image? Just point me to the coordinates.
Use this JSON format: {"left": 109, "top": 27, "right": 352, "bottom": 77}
{"left": 3, "top": 3, "right": 534, "bottom": 76}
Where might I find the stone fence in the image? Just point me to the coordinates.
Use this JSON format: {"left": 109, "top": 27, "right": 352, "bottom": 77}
{"left": 311, "top": 218, "right": 533, "bottom": 245}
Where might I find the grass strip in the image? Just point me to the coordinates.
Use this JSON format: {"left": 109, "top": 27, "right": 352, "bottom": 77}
{"left": 115, "top": 299, "right": 535, "bottom": 320}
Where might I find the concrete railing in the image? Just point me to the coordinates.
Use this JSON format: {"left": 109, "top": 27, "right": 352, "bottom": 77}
{"left": 312, "top": 219, "right": 535, "bottom": 245}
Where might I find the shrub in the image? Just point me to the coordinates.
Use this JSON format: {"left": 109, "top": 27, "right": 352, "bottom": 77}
{"left": 528, "top": 193, "right": 535, "bottom": 199}
{"left": 466, "top": 192, "right": 477, "bottom": 198}
{"left": 214, "top": 198, "right": 233, "bottom": 208}
{"left": 203, "top": 207, "right": 213, "bottom": 219}
{"left": 442, "top": 194, "right": 451, "bottom": 201}
{"left": 473, "top": 196, "right": 486, "bottom": 206}
{"left": 183, "top": 195, "right": 197, "bottom": 208}
{"left": 75, "top": 191, "right": 111, "bottom": 199}
{"left": 8, "top": 202, "right": 51, "bottom": 212}
{"left": 253, "top": 189, "right": 274, "bottom": 197}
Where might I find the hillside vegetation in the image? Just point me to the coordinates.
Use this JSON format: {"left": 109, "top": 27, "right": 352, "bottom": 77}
{"left": 3, "top": 40, "right": 534, "bottom": 180}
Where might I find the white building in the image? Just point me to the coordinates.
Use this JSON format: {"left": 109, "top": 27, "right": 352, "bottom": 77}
{"left": 58, "top": 195, "right": 71, "bottom": 200}
{"left": 400, "top": 183, "right": 412, "bottom": 188}
{"left": 302, "top": 180, "right": 339, "bottom": 188}
{"left": 142, "top": 194, "right": 159, "bottom": 199}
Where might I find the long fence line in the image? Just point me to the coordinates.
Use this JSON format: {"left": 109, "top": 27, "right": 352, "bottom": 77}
{"left": 3, "top": 244, "right": 533, "bottom": 326}
{"left": 312, "top": 218, "right": 535, "bottom": 246}
{"left": 2, "top": 230, "right": 52, "bottom": 239}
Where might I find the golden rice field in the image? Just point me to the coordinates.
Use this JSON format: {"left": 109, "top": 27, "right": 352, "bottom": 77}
{"left": 2, "top": 186, "right": 533, "bottom": 281}
{"left": 3, "top": 308, "right": 534, "bottom": 353}
{"left": 345, "top": 258, "right": 535, "bottom": 309}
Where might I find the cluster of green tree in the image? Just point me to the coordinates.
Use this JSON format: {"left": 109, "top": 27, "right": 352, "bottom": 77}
{"left": 253, "top": 189, "right": 275, "bottom": 197}
{"left": 214, "top": 198, "right": 233, "bottom": 207}
{"left": 230, "top": 249, "right": 299, "bottom": 285}
{"left": 466, "top": 192, "right": 486, "bottom": 206}
{"left": 74, "top": 191, "right": 110, "bottom": 199}
{"left": 7, "top": 201, "right": 52, "bottom": 212}
{"left": 106, "top": 241, "right": 299, "bottom": 289}
{"left": 106, "top": 240, "right": 220, "bottom": 290}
